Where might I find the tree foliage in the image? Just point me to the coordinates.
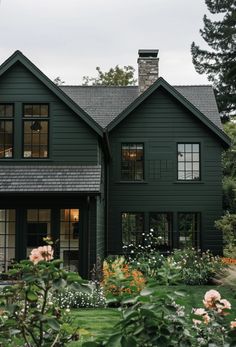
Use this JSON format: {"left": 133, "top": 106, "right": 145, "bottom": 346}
{"left": 82, "top": 65, "right": 137, "bottom": 86}
{"left": 191, "top": 0, "right": 236, "bottom": 115}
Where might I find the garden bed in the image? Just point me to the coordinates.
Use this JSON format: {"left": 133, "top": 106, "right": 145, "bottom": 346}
{"left": 66, "top": 284, "right": 236, "bottom": 346}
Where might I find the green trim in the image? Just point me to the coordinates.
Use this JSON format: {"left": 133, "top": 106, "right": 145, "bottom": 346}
{"left": 0, "top": 51, "right": 103, "bottom": 137}
{"left": 106, "top": 77, "right": 231, "bottom": 148}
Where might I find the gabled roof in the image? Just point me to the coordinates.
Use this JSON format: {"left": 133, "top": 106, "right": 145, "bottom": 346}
{"left": 60, "top": 84, "right": 223, "bottom": 130}
{"left": 0, "top": 51, "right": 103, "bottom": 137}
{"left": 0, "top": 166, "right": 101, "bottom": 194}
{"left": 105, "top": 78, "right": 231, "bottom": 147}
{"left": 60, "top": 85, "right": 138, "bottom": 128}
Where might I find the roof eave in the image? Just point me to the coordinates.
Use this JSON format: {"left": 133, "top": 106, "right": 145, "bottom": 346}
{"left": 106, "top": 77, "right": 231, "bottom": 148}
{"left": 0, "top": 51, "right": 103, "bottom": 137}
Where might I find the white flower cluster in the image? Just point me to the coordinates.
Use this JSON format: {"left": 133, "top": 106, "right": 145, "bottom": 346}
{"left": 53, "top": 282, "right": 106, "bottom": 309}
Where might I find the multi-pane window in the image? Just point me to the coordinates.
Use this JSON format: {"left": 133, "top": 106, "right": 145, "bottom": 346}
{"left": 177, "top": 143, "right": 200, "bottom": 180}
{"left": 121, "top": 143, "right": 144, "bottom": 181}
{"left": 0, "top": 209, "right": 16, "bottom": 272}
{"left": 60, "top": 209, "right": 80, "bottom": 271}
{"left": 0, "top": 104, "right": 14, "bottom": 158}
{"left": 122, "top": 212, "right": 144, "bottom": 246}
{"left": 23, "top": 104, "right": 49, "bottom": 158}
{"left": 26, "top": 209, "right": 51, "bottom": 254}
{"left": 178, "top": 212, "right": 200, "bottom": 248}
{"left": 149, "top": 213, "right": 172, "bottom": 250}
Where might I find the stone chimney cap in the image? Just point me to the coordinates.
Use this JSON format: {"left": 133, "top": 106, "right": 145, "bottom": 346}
{"left": 138, "top": 49, "right": 159, "bottom": 58}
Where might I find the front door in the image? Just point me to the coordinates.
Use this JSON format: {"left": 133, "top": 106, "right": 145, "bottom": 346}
{"left": 26, "top": 209, "right": 51, "bottom": 257}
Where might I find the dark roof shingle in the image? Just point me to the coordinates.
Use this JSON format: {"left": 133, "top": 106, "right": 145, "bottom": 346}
{"left": 60, "top": 84, "right": 222, "bottom": 129}
{"left": 0, "top": 166, "right": 101, "bottom": 193}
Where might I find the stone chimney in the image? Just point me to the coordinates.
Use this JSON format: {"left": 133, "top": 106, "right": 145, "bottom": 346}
{"left": 138, "top": 49, "right": 159, "bottom": 94}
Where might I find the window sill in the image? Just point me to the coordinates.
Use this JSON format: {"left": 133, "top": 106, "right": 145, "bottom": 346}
{"left": 116, "top": 180, "right": 148, "bottom": 184}
{"left": 174, "top": 181, "right": 204, "bottom": 184}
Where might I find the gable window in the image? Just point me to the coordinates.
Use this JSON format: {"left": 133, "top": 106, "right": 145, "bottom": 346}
{"left": 177, "top": 143, "right": 200, "bottom": 180}
{"left": 149, "top": 212, "right": 172, "bottom": 250}
{"left": 121, "top": 143, "right": 144, "bottom": 181}
{"left": 0, "top": 104, "right": 14, "bottom": 159}
{"left": 23, "top": 104, "right": 49, "bottom": 158}
{"left": 178, "top": 212, "right": 200, "bottom": 248}
{"left": 122, "top": 212, "right": 144, "bottom": 246}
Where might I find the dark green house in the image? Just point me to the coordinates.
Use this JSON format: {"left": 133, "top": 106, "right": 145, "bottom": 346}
{"left": 0, "top": 50, "right": 230, "bottom": 277}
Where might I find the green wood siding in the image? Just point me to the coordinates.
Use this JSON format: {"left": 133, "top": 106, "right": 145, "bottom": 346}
{"left": 0, "top": 62, "right": 98, "bottom": 164}
{"left": 108, "top": 87, "right": 223, "bottom": 254}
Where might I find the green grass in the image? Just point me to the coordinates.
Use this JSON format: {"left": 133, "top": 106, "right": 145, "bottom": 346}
{"left": 67, "top": 308, "right": 121, "bottom": 346}
{"left": 66, "top": 284, "right": 236, "bottom": 346}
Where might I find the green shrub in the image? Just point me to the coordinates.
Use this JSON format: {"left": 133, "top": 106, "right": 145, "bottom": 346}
{"left": 123, "top": 231, "right": 167, "bottom": 279}
{"left": 215, "top": 212, "right": 236, "bottom": 257}
{"left": 171, "top": 248, "right": 224, "bottom": 285}
{"left": 54, "top": 281, "right": 106, "bottom": 309}
{"left": 0, "top": 245, "right": 86, "bottom": 346}
{"left": 83, "top": 287, "right": 236, "bottom": 347}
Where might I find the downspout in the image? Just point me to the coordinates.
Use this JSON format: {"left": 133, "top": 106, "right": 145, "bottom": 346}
{"left": 86, "top": 195, "right": 91, "bottom": 278}
{"left": 104, "top": 130, "right": 111, "bottom": 257}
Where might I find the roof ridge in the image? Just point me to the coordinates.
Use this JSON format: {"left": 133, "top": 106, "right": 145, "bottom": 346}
{"left": 60, "top": 85, "right": 138, "bottom": 88}
{"left": 174, "top": 84, "right": 212, "bottom": 87}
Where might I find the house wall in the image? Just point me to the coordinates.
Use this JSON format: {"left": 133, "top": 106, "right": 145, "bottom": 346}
{"left": 0, "top": 62, "right": 99, "bottom": 164}
{"left": 108, "top": 87, "right": 224, "bottom": 255}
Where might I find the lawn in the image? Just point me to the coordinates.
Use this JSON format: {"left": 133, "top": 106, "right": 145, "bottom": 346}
{"left": 67, "top": 308, "right": 121, "bottom": 346}
{"left": 66, "top": 284, "right": 236, "bottom": 346}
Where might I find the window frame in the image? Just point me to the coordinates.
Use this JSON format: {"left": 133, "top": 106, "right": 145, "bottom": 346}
{"left": 0, "top": 104, "right": 14, "bottom": 159}
{"left": 22, "top": 103, "right": 49, "bottom": 159}
{"left": 149, "top": 212, "right": 173, "bottom": 250}
{"left": 177, "top": 143, "right": 201, "bottom": 181}
{"left": 177, "top": 212, "right": 201, "bottom": 249}
{"left": 121, "top": 143, "right": 144, "bottom": 181}
{"left": 121, "top": 212, "right": 144, "bottom": 246}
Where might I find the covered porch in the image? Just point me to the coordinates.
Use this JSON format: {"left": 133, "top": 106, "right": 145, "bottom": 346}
{"left": 0, "top": 165, "right": 102, "bottom": 278}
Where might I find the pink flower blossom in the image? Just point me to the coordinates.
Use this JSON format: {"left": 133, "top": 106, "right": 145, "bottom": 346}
{"left": 193, "top": 319, "right": 202, "bottom": 325}
{"left": 230, "top": 321, "right": 236, "bottom": 329}
{"left": 216, "top": 299, "right": 231, "bottom": 315}
{"left": 194, "top": 308, "right": 207, "bottom": 316}
{"left": 203, "top": 290, "right": 221, "bottom": 308}
{"left": 203, "top": 313, "right": 210, "bottom": 325}
{"left": 29, "top": 245, "right": 54, "bottom": 264}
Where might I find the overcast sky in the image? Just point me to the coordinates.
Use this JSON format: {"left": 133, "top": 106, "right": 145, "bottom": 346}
{"left": 0, "top": 0, "right": 212, "bottom": 85}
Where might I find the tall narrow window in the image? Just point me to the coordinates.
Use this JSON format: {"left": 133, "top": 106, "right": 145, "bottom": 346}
{"left": 177, "top": 143, "right": 200, "bottom": 180}
{"left": 0, "top": 104, "right": 14, "bottom": 159}
{"left": 23, "top": 104, "right": 49, "bottom": 158}
{"left": 178, "top": 212, "right": 201, "bottom": 248}
{"left": 122, "top": 212, "right": 144, "bottom": 245}
{"left": 60, "top": 209, "right": 80, "bottom": 271}
{"left": 121, "top": 143, "right": 144, "bottom": 181}
{"left": 0, "top": 209, "right": 16, "bottom": 272}
{"left": 149, "top": 213, "right": 172, "bottom": 250}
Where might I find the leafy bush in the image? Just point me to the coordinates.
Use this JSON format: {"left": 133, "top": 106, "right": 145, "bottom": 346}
{"left": 83, "top": 288, "right": 236, "bottom": 347}
{"left": 123, "top": 231, "right": 167, "bottom": 279}
{"left": 54, "top": 281, "right": 106, "bottom": 309}
{"left": 102, "top": 256, "right": 145, "bottom": 303}
{"left": 0, "top": 245, "right": 84, "bottom": 346}
{"left": 215, "top": 212, "right": 236, "bottom": 258}
{"left": 125, "top": 232, "right": 223, "bottom": 285}
{"left": 171, "top": 248, "right": 224, "bottom": 285}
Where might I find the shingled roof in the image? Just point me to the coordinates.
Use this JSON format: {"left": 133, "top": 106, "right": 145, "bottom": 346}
{"left": 0, "top": 166, "right": 101, "bottom": 193}
{"left": 60, "top": 84, "right": 222, "bottom": 129}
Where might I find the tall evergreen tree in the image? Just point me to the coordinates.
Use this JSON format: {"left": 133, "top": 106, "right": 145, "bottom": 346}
{"left": 191, "top": 0, "right": 236, "bottom": 115}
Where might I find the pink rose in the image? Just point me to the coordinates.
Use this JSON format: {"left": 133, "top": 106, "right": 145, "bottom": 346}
{"left": 29, "top": 245, "right": 54, "bottom": 264}
{"left": 194, "top": 308, "right": 206, "bottom": 316}
{"left": 230, "top": 321, "right": 236, "bottom": 329}
{"left": 203, "top": 290, "right": 221, "bottom": 308}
